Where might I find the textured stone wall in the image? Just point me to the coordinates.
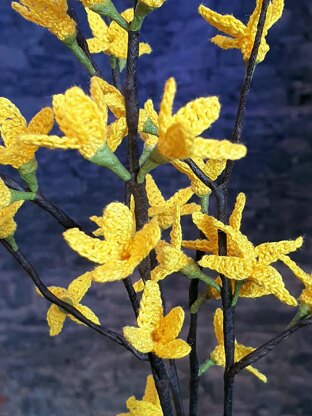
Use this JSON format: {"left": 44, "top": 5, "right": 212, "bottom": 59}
{"left": 0, "top": 0, "right": 311, "bottom": 415}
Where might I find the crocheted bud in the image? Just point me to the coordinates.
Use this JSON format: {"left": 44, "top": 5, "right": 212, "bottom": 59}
{"left": 130, "top": 0, "right": 167, "bottom": 31}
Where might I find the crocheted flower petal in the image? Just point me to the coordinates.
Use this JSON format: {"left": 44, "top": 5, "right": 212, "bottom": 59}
{"left": 236, "top": 344, "right": 267, "bottom": 383}
{"left": 167, "top": 187, "right": 194, "bottom": 208}
{"left": 123, "top": 327, "right": 154, "bottom": 353}
{"left": 90, "top": 77, "right": 125, "bottom": 118}
{"left": 193, "top": 138, "right": 247, "bottom": 160}
{"left": 182, "top": 239, "right": 216, "bottom": 252}
{"left": 255, "top": 237, "right": 303, "bottom": 266}
{"left": 47, "top": 304, "right": 66, "bottom": 336}
{"left": 86, "top": 7, "right": 108, "bottom": 40}
{"left": 87, "top": 37, "right": 108, "bottom": 54}
{"left": 170, "top": 206, "right": 182, "bottom": 249}
{"left": 154, "top": 339, "right": 191, "bottom": 359}
{"left": 63, "top": 228, "right": 114, "bottom": 263}
{"left": 126, "top": 397, "right": 162, "bottom": 416}
{"left": 146, "top": 174, "right": 166, "bottom": 207}
{"left": 106, "top": 117, "right": 128, "bottom": 152}
{"left": 174, "top": 96, "right": 220, "bottom": 137}
{"left": 159, "top": 122, "right": 194, "bottom": 160}
{"left": 158, "top": 77, "right": 176, "bottom": 136}
{"left": 67, "top": 271, "right": 93, "bottom": 302}
{"left": 229, "top": 193, "right": 246, "bottom": 230}
{"left": 102, "top": 202, "right": 135, "bottom": 248}
{"left": 199, "top": 255, "right": 253, "bottom": 280}
{"left": 191, "top": 211, "right": 217, "bottom": 242}
{"left": 27, "top": 107, "right": 54, "bottom": 135}
{"left": 91, "top": 260, "right": 136, "bottom": 282}
{"left": 150, "top": 264, "right": 171, "bottom": 283}
{"left": 212, "top": 35, "right": 241, "bottom": 50}
{"left": 90, "top": 77, "right": 109, "bottom": 119}
{"left": 70, "top": 304, "right": 100, "bottom": 326}
{"left": 137, "top": 281, "right": 163, "bottom": 331}
{"left": 154, "top": 307, "right": 185, "bottom": 344}
{"left": 211, "top": 344, "right": 226, "bottom": 367}
{"left": 143, "top": 375, "right": 160, "bottom": 407}
{"left": 0, "top": 97, "right": 26, "bottom": 147}
{"left": 199, "top": 5, "right": 246, "bottom": 37}
{"left": 0, "top": 201, "right": 24, "bottom": 238}
{"left": 280, "top": 255, "right": 311, "bottom": 286}
{"left": 130, "top": 219, "right": 161, "bottom": 265}
{"left": 20, "top": 134, "right": 80, "bottom": 150}
{"left": 213, "top": 308, "right": 224, "bottom": 345}
{"left": 139, "top": 42, "right": 152, "bottom": 56}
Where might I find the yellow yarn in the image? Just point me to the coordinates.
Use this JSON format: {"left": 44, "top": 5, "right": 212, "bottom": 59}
{"left": 0, "top": 201, "right": 24, "bottom": 239}
{"left": 146, "top": 174, "right": 200, "bottom": 229}
{"left": 210, "top": 308, "right": 267, "bottom": 382}
{"left": 123, "top": 281, "right": 191, "bottom": 359}
{"left": 199, "top": 0, "right": 284, "bottom": 63}
{"left": 117, "top": 375, "right": 162, "bottom": 416}
{"left": 0, "top": 179, "right": 12, "bottom": 209}
{"left": 139, "top": 0, "right": 166, "bottom": 7}
{"left": 36, "top": 272, "right": 99, "bottom": 336}
{"left": 0, "top": 98, "right": 54, "bottom": 169}
{"left": 63, "top": 202, "right": 161, "bottom": 283}
{"left": 91, "top": 76, "right": 125, "bottom": 118}
{"left": 154, "top": 77, "right": 247, "bottom": 162}
{"left": 86, "top": 8, "right": 152, "bottom": 59}
{"left": 21, "top": 83, "right": 127, "bottom": 160}
{"left": 12, "top": 0, "right": 76, "bottom": 41}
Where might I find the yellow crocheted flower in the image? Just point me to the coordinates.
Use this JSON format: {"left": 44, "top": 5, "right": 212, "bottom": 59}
{"left": 37, "top": 272, "right": 100, "bottom": 336}
{"left": 210, "top": 308, "right": 267, "bottom": 382}
{"left": 140, "top": 78, "right": 246, "bottom": 168}
{"left": 123, "top": 281, "right": 191, "bottom": 359}
{"left": 0, "top": 201, "right": 24, "bottom": 239}
{"left": 86, "top": 8, "right": 152, "bottom": 59}
{"left": 173, "top": 158, "right": 226, "bottom": 196}
{"left": 0, "top": 98, "right": 54, "bottom": 169}
{"left": 63, "top": 201, "right": 161, "bottom": 283}
{"left": 199, "top": 0, "right": 284, "bottom": 63}
{"left": 146, "top": 174, "right": 200, "bottom": 229}
{"left": 20, "top": 80, "right": 129, "bottom": 179}
{"left": 117, "top": 375, "right": 162, "bottom": 416}
{"left": 12, "top": 0, "right": 77, "bottom": 42}
{"left": 186, "top": 193, "right": 300, "bottom": 306}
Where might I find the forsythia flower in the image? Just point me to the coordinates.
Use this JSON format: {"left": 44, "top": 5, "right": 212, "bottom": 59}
{"left": 0, "top": 179, "right": 13, "bottom": 209}
{"left": 0, "top": 98, "right": 54, "bottom": 169}
{"left": 199, "top": 0, "right": 284, "bottom": 63}
{"left": 173, "top": 158, "right": 226, "bottom": 196}
{"left": 210, "top": 308, "right": 267, "bottom": 382}
{"left": 0, "top": 201, "right": 24, "bottom": 239}
{"left": 37, "top": 272, "right": 100, "bottom": 336}
{"left": 86, "top": 8, "right": 152, "bottom": 59}
{"left": 117, "top": 375, "right": 162, "bottom": 416}
{"left": 186, "top": 193, "right": 300, "bottom": 306}
{"left": 12, "top": 0, "right": 77, "bottom": 42}
{"left": 63, "top": 201, "right": 161, "bottom": 283}
{"left": 123, "top": 281, "right": 191, "bottom": 359}
{"left": 21, "top": 79, "right": 126, "bottom": 159}
{"left": 146, "top": 174, "right": 200, "bottom": 229}
{"left": 141, "top": 77, "right": 247, "bottom": 168}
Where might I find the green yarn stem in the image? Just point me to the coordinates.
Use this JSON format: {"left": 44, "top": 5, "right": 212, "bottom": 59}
{"left": 4, "top": 235, "right": 18, "bottom": 252}
{"left": 65, "top": 38, "right": 97, "bottom": 76}
{"left": 190, "top": 292, "right": 208, "bottom": 315}
{"left": 91, "top": 1, "right": 128, "bottom": 30}
{"left": 231, "top": 280, "right": 245, "bottom": 307}
{"left": 90, "top": 144, "right": 131, "bottom": 181}
{"left": 181, "top": 263, "right": 221, "bottom": 293}
{"left": 10, "top": 189, "right": 36, "bottom": 203}
{"left": 18, "top": 159, "right": 38, "bottom": 193}
{"left": 198, "top": 358, "right": 215, "bottom": 377}
{"left": 287, "top": 303, "right": 312, "bottom": 329}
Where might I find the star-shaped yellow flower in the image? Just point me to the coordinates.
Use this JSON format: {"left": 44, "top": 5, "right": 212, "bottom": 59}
{"left": 0, "top": 98, "right": 54, "bottom": 170}
{"left": 86, "top": 8, "right": 152, "bottom": 59}
{"left": 63, "top": 201, "right": 161, "bottom": 283}
{"left": 185, "top": 193, "right": 300, "bottom": 306}
{"left": 137, "top": 78, "right": 247, "bottom": 181}
{"left": 117, "top": 375, "right": 162, "bottom": 416}
{"left": 146, "top": 174, "right": 200, "bottom": 229}
{"left": 173, "top": 158, "right": 226, "bottom": 196}
{"left": 123, "top": 281, "right": 191, "bottom": 359}
{"left": 37, "top": 272, "right": 100, "bottom": 336}
{"left": 199, "top": 0, "right": 284, "bottom": 63}
{"left": 209, "top": 308, "right": 267, "bottom": 382}
{"left": 12, "top": 0, "right": 77, "bottom": 42}
{"left": 0, "top": 200, "right": 24, "bottom": 239}
{"left": 20, "top": 79, "right": 130, "bottom": 180}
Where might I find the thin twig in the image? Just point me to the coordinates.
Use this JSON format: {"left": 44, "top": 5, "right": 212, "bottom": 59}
{"left": 229, "top": 315, "right": 312, "bottom": 378}
{"left": 1, "top": 239, "right": 147, "bottom": 361}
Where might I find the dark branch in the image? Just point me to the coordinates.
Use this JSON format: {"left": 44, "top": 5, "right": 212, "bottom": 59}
{"left": 229, "top": 315, "right": 312, "bottom": 378}
{"left": 1, "top": 239, "right": 147, "bottom": 361}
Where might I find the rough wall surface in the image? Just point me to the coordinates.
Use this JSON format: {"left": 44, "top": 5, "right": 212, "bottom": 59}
{"left": 0, "top": 0, "right": 311, "bottom": 414}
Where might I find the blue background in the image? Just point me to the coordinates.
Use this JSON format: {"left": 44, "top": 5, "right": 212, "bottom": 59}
{"left": 0, "top": 0, "right": 311, "bottom": 415}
